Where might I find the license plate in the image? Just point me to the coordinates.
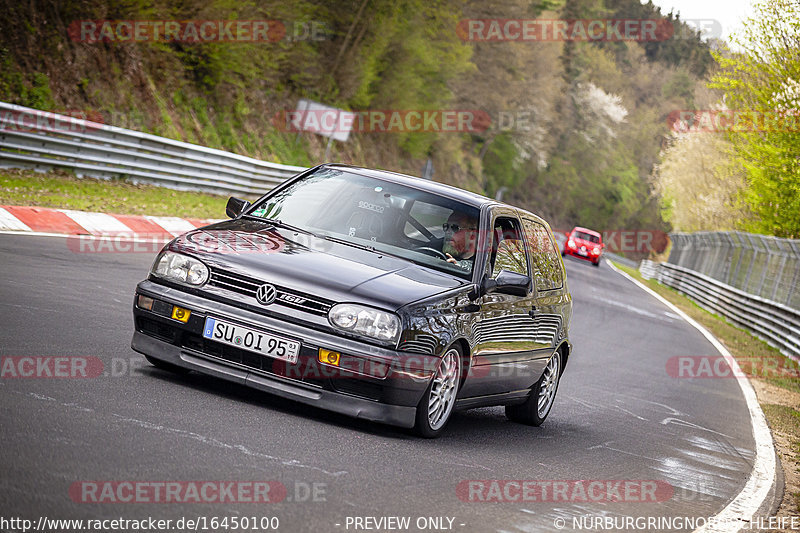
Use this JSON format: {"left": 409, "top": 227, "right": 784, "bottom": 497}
{"left": 202, "top": 317, "right": 300, "bottom": 363}
{"left": 578, "top": 249, "right": 587, "bottom": 256}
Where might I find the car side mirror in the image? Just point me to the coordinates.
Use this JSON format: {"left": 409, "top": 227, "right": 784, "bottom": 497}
{"left": 482, "top": 270, "right": 531, "bottom": 297}
{"left": 226, "top": 197, "right": 251, "bottom": 219}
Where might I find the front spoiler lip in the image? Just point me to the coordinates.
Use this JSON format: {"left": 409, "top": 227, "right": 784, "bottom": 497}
{"left": 564, "top": 249, "right": 601, "bottom": 262}
{"left": 131, "top": 331, "right": 419, "bottom": 428}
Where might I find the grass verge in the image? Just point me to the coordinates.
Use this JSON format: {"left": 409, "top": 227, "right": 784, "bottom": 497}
{"left": 0, "top": 168, "right": 231, "bottom": 219}
{"left": 611, "top": 261, "right": 800, "bottom": 518}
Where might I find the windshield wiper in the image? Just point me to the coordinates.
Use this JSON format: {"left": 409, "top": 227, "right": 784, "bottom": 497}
{"left": 321, "top": 234, "right": 376, "bottom": 252}
{"left": 243, "top": 215, "right": 318, "bottom": 237}
{"left": 321, "top": 235, "right": 409, "bottom": 262}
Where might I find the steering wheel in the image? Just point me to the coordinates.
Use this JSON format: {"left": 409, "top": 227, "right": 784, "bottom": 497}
{"left": 414, "top": 246, "right": 448, "bottom": 260}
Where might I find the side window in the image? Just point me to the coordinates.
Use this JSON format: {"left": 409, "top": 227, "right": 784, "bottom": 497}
{"left": 522, "top": 219, "right": 563, "bottom": 290}
{"left": 490, "top": 217, "right": 529, "bottom": 278}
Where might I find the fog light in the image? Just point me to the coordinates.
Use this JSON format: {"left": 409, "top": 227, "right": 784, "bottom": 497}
{"left": 137, "top": 295, "right": 154, "bottom": 310}
{"left": 319, "top": 349, "right": 340, "bottom": 366}
{"left": 171, "top": 306, "right": 191, "bottom": 323}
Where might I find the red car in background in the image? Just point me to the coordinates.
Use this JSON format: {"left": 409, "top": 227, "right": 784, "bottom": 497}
{"left": 562, "top": 227, "right": 604, "bottom": 266}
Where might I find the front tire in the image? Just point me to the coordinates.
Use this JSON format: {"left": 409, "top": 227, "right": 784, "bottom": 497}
{"left": 414, "top": 346, "right": 462, "bottom": 438}
{"left": 506, "top": 349, "right": 562, "bottom": 426}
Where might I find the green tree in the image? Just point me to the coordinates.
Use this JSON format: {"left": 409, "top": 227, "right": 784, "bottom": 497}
{"left": 709, "top": 0, "right": 800, "bottom": 237}
{"left": 654, "top": 129, "right": 750, "bottom": 231}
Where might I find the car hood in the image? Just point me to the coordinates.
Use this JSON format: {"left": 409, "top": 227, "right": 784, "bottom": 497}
{"left": 168, "top": 219, "right": 466, "bottom": 310}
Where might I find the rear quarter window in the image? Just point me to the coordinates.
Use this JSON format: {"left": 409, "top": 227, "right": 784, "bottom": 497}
{"left": 523, "top": 219, "right": 564, "bottom": 291}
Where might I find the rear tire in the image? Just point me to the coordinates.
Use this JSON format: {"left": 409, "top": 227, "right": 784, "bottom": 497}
{"left": 144, "top": 355, "right": 191, "bottom": 375}
{"left": 506, "top": 350, "right": 562, "bottom": 426}
{"left": 414, "top": 346, "right": 462, "bottom": 438}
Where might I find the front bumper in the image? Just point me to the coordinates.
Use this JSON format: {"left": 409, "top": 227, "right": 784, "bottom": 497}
{"left": 132, "top": 280, "right": 439, "bottom": 429}
{"left": 564, "top": 248, "right": 601, "bottom": 263}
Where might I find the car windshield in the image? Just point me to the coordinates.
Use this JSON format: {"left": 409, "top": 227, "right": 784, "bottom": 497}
{"left": 248, "top": 168, "right": 481, "bottom": 279}
{"left": 575, "top": 231, "right": 600, "bottom": 244}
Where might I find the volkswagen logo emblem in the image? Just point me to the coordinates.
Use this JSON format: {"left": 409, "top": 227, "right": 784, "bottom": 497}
{"left": 256, "top": 284, "right": 277, "bottom": 305}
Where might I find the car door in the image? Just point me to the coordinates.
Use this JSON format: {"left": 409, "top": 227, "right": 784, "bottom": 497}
{"left": 460, "top": 211, "right": 543, "bottom": 398}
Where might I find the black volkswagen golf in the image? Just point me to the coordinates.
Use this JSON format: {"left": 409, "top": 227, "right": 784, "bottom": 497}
{"left": 132, "top": 164, "right": 572, "bottom": 437}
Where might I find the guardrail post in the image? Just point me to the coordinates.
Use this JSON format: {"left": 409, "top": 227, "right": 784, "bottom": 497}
{"left": 741, "top": 234, "right": 757, "bottom": 292}
{"left": 788, "top": 241, "right": 800, "bottom": 308}
{"left": 731, "top": 232, "right": 747, "bottom": 288}
{"left": 754, "top": 234, "right": 772, "bottom": 297}
{"left": 722, "top": 232, "right": 735, "bottom": 285}
{"left": 771, "top": 251, "right": 788, "bottom": 302}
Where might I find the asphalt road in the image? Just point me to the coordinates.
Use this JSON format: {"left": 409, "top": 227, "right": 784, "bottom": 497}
{"left": 0, "top": 233, "right": 764, "bottom": 532}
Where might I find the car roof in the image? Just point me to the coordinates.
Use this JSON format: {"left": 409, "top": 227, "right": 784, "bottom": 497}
{"left": 324, "top": 163, "right": 494, "bottom": 208}
{"left": 573, "top": 226, "right": 601, "bottom": 237}
{"left": 322, "top": 164, "right": 550, "bottom": 226}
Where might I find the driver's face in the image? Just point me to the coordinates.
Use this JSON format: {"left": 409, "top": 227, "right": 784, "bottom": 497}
{"left": 443, "top": 214, "right": 478, "bottom": 258}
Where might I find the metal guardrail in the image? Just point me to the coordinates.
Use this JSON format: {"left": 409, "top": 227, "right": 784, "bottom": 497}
{"left": 603, "top": 251, "right": 639, "bottom": 269}
{"left": 641, "top": 261, "right": 800, "bottom": 361}
{"left": 0, "top": 102, "right": 307, "bottom": 197}
{"left": 639, "top": 259, "right": 658, "bottom": 279}
{"left": 669, "top": 231, "right": 800, "bottom": 310}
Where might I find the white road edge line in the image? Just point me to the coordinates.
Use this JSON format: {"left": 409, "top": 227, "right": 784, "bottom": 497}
{"left": 0, "top": 229, "right": 171, "bottom": 244}
{"left": 606, "top": 260, "right": 776, "bottom": 533}
{"left": 0, "top": 230, "right": 81, "bottom": 238}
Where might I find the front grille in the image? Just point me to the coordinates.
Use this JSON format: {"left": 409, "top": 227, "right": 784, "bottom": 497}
{"left": 331, "top": 379, "right": 382, "bottom": 401}
{"left": 137, "top": 317, "right": 178, "bottom": 342}
{"left": 208, "top": 269, "right": 334, "bottom": 316}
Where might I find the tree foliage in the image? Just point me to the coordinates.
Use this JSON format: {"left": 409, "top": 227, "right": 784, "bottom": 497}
{"left": 709, "top": 0, "right": 800, "bottom": 237}
{"left": 0, "top": 0, "right": 718, "bottom": 238}
{"left": 655, "top": 130, "right": 750, "bottom": 232}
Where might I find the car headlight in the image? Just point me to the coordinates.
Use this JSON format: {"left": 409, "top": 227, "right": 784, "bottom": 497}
{"left": 568, "top": 240, "right": 576, "bottom": 248}
{"left": 592, "top": 247, "right": 601, "bottom": 254}
{"left": 328, "top": 304, "right": 401, "bottom": 343}
{"left": 151, "top": 251, "right": 209, "bottom": 286}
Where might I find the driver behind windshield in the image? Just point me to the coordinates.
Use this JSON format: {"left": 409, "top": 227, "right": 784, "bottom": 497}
{"left": 443, "top": 211, "right": 478, "bottom": 272}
